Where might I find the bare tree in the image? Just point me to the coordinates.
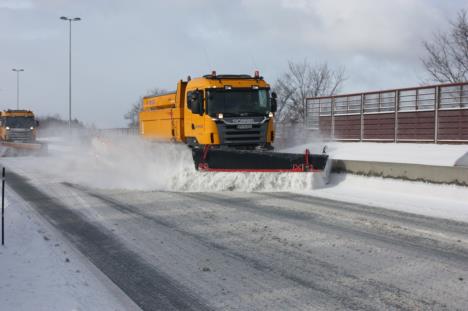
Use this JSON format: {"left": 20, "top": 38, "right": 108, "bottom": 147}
{"left": 124, "top": 88, "right": 168, "bottom": 127}
{"left": 422, "top": 9, "right": 468, "bottom": 83}
{"left": 124, "top": 102, "right": 141, "bottom": 128}
{"left": 273, "top": 60, "right": 346, "bottom": 123}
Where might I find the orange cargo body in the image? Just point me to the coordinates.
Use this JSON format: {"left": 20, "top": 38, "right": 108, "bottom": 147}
{"left": 139, "top": 81, "right": 187, "bottom": 142}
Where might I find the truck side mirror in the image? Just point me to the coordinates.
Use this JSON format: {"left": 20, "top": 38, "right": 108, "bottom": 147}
{"left": 191, "top": 98, "right": 200, "bottom": 114}
{"left": 187, "top": 94, "right": 192, "bottom": 109}
{"left": 271, "top": 92, "right": 278, "bottom": 113}
{"left": 36, "top": 120, "right": 40, "bottom": 127}
{"left": 190, "top": 91, "right": 204, "bottom": 116}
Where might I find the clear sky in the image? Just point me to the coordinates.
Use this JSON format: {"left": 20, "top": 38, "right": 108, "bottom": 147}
{"left": 0, "top": 0, "right": 466, "bottom": 128}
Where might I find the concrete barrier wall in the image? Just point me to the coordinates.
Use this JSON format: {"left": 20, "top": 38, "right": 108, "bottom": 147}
{"left": 332, "top": 159, "right": 468, "bottom": 186}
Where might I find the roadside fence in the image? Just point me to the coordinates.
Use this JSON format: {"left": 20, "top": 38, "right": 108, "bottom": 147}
{"left": 306, "top": 82, "right": 468, "bottom": 143}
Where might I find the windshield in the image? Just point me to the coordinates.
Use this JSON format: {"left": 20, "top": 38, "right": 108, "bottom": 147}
{"left": 207, "top": 89, "right": 270, "bottom": 116}
{"left": 4, "top": 117, "right": 35, "bottom": 128}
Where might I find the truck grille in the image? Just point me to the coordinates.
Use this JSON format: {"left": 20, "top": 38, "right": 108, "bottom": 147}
{"left": 217, "top": 123, "right": 268, "bottom": 146}
{"left": 7, "top": 129, "right": 34, "bottom": 142}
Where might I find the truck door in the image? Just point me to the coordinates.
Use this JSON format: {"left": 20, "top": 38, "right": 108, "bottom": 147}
{"left": 187, "top": 90, "right": 206, "bottom": 145}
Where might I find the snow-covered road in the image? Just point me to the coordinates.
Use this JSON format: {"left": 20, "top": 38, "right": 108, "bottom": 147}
{"left": 1, "top": 137, "right": 468, "bottom": 310}
{"left": 3, "top": 168, "right": 468, "bottom": 310}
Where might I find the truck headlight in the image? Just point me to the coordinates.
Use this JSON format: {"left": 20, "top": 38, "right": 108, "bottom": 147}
{"left": 5, "top": 126, "right": 10, "bottom": 130}
{"left": 268, "top": 112, "right": 274, "bottom": 118}
{"left": 30, "top": 126, "right": 34, "bottom": 130}
{"left": 218, "top": 113, "right": 224, "bottom": 119}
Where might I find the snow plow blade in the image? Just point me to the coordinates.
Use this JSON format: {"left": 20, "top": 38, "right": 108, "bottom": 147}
{"left": 1, "top": 141, "right": 43, "bottom": 150}
{"left": 192, "top": 146, "right": 328, "bottom": 172}
{"left": 0, "top": 141, "right": 47, "bottom": 157}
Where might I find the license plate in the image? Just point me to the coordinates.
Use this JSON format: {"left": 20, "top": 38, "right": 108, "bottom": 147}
{"left": 237, "top": 124, "right": 252, "bottom": 129}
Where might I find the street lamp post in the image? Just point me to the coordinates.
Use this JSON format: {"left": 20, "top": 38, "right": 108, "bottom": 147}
{"left": 60, "top": 16, "right": 81, "bottom": 129}
{"left": 12, "top": 69, "right": 24, "bottom": 110}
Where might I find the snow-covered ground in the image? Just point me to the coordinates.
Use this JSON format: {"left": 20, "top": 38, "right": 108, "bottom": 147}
{"left": 284, "top": 141, "right": 468, "bottom": 167}
{"left": 0, "top": 187, "right": 139, "bottom": 311}
{"left": 1, "top": 135, "right": 468, "bottom": 310}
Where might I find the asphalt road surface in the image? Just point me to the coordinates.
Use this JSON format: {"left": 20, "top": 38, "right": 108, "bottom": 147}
{"left": 7, "top": 171, "right": 468, "bottom": 310}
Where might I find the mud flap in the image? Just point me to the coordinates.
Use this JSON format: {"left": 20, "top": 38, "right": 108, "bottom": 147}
{"left": 192, "top": 146, "right": 328, "bottom": 172}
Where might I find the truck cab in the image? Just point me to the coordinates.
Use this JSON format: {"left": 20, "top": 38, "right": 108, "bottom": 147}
{"left": 0, "top": 110, "right": 38, "bottom": 143}
{"left": 183, "top": 72, "right": 277, "bottom": 149}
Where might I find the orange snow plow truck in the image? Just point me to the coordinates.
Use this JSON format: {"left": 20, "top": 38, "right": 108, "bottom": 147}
{"left": 0, "top": 109, "right": 45, "bottom": 155}
{"left": 139, "top": 71, "right": 328, "bottom": 172}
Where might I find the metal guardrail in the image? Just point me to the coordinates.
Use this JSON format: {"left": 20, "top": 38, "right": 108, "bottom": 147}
{"left": 332, "top": 159, "right": 468, "bottom": 186}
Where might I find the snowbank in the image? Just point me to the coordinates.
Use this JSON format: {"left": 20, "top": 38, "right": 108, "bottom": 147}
{"left": 0, "top": 190, "right": 138, "bottom": 311}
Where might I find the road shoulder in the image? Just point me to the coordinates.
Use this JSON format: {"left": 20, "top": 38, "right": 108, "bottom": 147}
{"left": 0, "top": 178, "right": 141, "bottom": 311}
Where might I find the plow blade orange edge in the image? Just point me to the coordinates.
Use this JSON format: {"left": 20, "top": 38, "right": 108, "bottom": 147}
{"left": 192, "top": 147, "right": 328, "bottom": 172}
{"left": 1, "top": 142, "right": 43, "bottom": 150}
